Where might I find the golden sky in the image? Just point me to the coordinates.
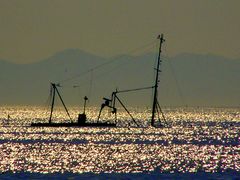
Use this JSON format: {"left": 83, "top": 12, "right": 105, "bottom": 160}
{"left": 0, "top": 0, "right": 240, "bottom": 63}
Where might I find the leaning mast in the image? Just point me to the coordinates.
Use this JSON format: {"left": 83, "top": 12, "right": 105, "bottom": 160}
{"left": 151, "top": 34, "right": 165, "bottom": 127}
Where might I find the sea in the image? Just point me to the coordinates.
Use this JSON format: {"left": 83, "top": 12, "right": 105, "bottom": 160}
{"left": 0, "top": 106, "right": 239, "bottom": 179}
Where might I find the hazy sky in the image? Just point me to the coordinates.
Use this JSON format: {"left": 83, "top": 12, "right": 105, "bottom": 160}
{"left": 0, "top": 0, "right": 240, "bottom": 63}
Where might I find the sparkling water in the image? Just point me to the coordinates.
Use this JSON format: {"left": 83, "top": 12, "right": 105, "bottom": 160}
{"left": 0, "top": 106, "right": 239, "bottom": 176}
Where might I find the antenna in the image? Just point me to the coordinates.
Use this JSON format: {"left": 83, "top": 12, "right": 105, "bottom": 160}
{"left": 151, "top": 34, "right": 165, "bottom": 127}
{"left": 83, "top": 96, "right": 88, "bottom": 114}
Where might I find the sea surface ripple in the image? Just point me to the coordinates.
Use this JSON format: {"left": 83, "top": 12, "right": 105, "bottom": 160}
{"left": 0, "top": 106, "right": 239, "bottom": 176}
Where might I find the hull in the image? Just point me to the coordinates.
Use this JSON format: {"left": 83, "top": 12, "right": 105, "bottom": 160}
{"left": 31, "top": 122, "right": 116, "bottom": 127}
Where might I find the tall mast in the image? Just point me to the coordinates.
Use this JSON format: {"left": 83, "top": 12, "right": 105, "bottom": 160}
{"left": 151, "top": 34, "right": 165, "bottom": 127}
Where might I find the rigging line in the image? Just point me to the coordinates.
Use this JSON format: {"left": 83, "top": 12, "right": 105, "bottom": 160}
{"left": 116, "top": 86, "right": 154, "bottom": 94}
{"left": 72, "top": 62, "right": 125, "bottom": 88}
{"left": 163, "top": 43, "right": 187, "bottom": 107}
{"left": 73, "top": 76, "right": 154, "bottom": 96}
{"left": 166, "top": 55, "right": 187, "bottom": 107}
{"left": 58, "top": 40, "right": 157, "bottom": 84}
{"left": 131, "top": 44, "right": 157, "bottom": 57}
{"left": 54, "top": 86, "right": 72, "bottom": 122}
{"left": 155, "top": 102, "right": 162, "bottom": 125}
{"left": 72, "top": 40, "right": 157, "bottom": 103}
{"left": 156, "top": 101, "right": 169, "bottom": 126}
{"left": 114, "top": 95, "right": 139, "bottom": 127}
{"left": 62, "top": 43, "right": 157, "bottom": 90}
{"left": 43, "top": 84, "right": 53, "bottom": 119}
{"left": 88, "top": 69, "right": 93, "bottom": 98}
{"left": 72, "top": 49, "right": 156, "bottom": 89}
{"left": 151, "top": 41, "right": 160, "bottom": 104}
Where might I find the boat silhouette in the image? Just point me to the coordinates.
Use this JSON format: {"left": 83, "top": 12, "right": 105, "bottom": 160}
{"left": 31, "top": 34, "right": 167, "bottom": 128}
{"left": 31, "top": 83, "right": 116, "bottom": 127}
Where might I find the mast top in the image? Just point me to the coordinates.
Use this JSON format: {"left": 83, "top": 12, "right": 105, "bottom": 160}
{"left": 157, "top": 34, "right": 165, "bottom": 47}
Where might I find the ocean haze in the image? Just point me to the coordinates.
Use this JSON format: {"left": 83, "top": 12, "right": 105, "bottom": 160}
{"left": 0, "top": 1, "right": 240, "bottom": 63}
{"left": 0, "top": 49, "right": 239, "bottom": 107}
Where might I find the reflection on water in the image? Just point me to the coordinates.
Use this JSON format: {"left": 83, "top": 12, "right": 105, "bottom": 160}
{"left": 0, "top": 106, "right": 239, "bottom": 174}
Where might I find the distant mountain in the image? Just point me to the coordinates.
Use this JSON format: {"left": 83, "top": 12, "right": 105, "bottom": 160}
{"left": 0, "top": 49, "right": 239, "bottom": 107}
{"left": 160, "top": 53, "right": 240, "bottom": 107}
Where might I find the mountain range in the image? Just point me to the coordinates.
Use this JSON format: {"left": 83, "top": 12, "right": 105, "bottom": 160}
{"left": 0, "top": 49, "right": 239, "bottom": 107}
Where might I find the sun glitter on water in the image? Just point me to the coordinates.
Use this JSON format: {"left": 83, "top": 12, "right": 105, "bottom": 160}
{"left": 0, "top": 106, "right": 239, "bottom": 174}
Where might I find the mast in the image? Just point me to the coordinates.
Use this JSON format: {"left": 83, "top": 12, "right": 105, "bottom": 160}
{"left": 49, "top": 83, "right": 72, "bottom": 123}
{"left": 151, "top": 34, "right": 165, "bottom": 127}
{"left": 49, "top": 83, "right": 55, "bottom": 124}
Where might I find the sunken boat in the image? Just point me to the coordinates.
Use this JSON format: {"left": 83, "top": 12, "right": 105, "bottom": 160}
{"left": 31, "top": 84, "right": 116, "bottom": 127}
{"left": 31, "top": 34, "right": 167, "bottom": 128}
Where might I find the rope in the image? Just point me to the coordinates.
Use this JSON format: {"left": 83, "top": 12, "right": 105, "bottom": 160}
{"left": 57, "top": 40, "right": 157, "bottom": 84}
{"left": 116, "top": 86, "right": 154, "bottom": 94}
{"left": 164, "top": 53, "right": 187, "bottom": 107}
{"left": 42, "top": 84, "right": 53, "bottom": 120}
{"left": 63, "top": 43, "right": 158, "bottom": 91}
{"left": 151, "top": 41, "right": 160, "bottom": 103}
{"left": 87, "top": 69, "right": 93, "bottom": 99}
